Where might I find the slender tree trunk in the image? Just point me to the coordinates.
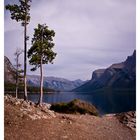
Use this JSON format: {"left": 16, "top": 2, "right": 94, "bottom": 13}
{"left": 24, "top": 0, "right": 27, "bottom": 100}
{"left": 15, "top": 55, "right": 19, "bottom": 98}
{"left": 38, "top": 27, "right": 44, "bottom": 105}
{"left": 38, "top": 57, "right": 43, "bottom": 104}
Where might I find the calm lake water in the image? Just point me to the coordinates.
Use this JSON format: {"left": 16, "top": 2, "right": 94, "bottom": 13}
{"left": 9, "top": 89, "right": 136, "bottom": 115}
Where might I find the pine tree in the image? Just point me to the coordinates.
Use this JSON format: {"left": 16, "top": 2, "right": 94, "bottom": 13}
{"left": 28, "top": 24, "right": 57, "bottom": 104}
{"left": 5, "top": 0, "right": 31, "bottom": 100}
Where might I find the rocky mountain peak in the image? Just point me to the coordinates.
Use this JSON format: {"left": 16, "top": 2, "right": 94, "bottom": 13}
{"left": 74, "top": 50, "right": 136, "bottom": 92}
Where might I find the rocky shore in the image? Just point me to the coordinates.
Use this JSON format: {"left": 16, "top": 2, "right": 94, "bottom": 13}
{"left": 116, "top": 111, "right": 136, "bottom": 131}
{"left": 5, "top": 95, "right": 136, "bottom": 140}
{"left": 4, "top": 95, "right": 55, "bottom": 120}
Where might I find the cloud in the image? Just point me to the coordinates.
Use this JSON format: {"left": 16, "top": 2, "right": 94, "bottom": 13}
{"left": 4, "top": 0, "right": 135, "bottom": 80}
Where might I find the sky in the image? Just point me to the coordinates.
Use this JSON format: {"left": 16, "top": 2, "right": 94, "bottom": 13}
{"left": 4, "top": 0, "right": 136, "bottom": 81}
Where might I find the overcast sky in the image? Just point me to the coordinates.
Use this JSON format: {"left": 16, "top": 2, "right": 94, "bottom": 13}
{"left": 4, "top": 0, "right": 136, "bottom": 81}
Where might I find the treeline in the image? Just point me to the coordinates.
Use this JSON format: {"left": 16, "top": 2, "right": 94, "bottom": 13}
{"left": 4, "top": 82, "right": 55, "bottom": 93}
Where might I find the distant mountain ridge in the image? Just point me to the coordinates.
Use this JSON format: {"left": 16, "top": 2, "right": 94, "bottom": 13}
{"left": 4, "top": 56, "right": 85, "bottom": 91}
{"left": 27, "top": 75, "right": 85, "bottom": 91}
{"left": 74, "top": 50, "right": 136, "bottom": 92}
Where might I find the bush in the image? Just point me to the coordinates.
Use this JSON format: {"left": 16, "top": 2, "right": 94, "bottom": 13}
{"left": 50, "top": 99, "right": 99, "bottom": 116}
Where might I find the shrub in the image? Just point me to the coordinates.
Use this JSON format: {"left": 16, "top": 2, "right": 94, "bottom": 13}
{"left": 50, "top": 99, "right": 99, "bottom": 116}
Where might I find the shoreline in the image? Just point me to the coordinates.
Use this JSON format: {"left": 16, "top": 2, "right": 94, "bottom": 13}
{"left": 4, "top": 93, "right": 136, "bottom": 115}
{"left": 4, "top": 95, "right": 136, "bottom": 140}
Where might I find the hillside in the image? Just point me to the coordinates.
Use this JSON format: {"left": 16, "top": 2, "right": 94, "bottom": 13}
{"left": 74, "top": 51, "right": 136, "bottom": 92}
{"left": 4, "top": 56, "right": 17, "bottom": 83}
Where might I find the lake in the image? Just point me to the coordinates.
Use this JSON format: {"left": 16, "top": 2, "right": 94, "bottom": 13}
{"left": 13, "top": 89, "right": 136, "bottom": 115}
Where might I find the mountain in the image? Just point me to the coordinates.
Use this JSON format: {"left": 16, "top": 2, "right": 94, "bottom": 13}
{"left": 27, "top": 75, "right": 85, "bottom": 91}
{"left": 74, "top": 50, "right": 136, "bottom": 92}
{"left": 4, "top": 56, "right": 16, "bottom": 83}
{"left": 4, "top": 56, "right": 85, "bottom": 91}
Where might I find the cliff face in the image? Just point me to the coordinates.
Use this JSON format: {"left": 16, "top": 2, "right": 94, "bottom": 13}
{"left": 4, "top": 56, "right": 16, "bottom": 83}
{"left": 74, "top": 51, "right": 136, "bottom": 92}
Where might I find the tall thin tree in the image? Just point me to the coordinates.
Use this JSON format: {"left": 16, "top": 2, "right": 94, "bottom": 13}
{"left": 28, "top": 24, "right": 57, "bottom": 104}
{"left": 14, "top": 48, "right": 23, "bottom": 98}
{"left": 6, "top": 0, "right": 31, "bottom": 100}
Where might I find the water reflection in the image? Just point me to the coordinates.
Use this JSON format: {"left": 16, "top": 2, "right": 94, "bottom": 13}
{"left": 25, "top": 89, "right": 136, "bottom": 115}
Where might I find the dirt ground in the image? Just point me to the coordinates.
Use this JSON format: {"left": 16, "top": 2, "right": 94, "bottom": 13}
{"left": 4, "top": 101, "right": 135, "bottom": 140}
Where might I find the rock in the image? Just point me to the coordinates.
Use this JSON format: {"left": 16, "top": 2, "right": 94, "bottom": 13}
{"left": 4, "top": 95, "right": 56, "bottom": 120}
{"left": 41, "top": 103, "right": 51, "bottom": 109}
{"left": 18, "top": 113, "right": 24, "bottom": 118}
{"left": 14, "top": 100, "right": 21, "bottom": 105}
{"left": 130, "top": 118, "right": 136, "bottom": 123}
{"left": 29, "top": 101, "right": 35, "bottom": 106}
{"left": 28, "top": 114, "right": 41, "bottom": 120}
{"left": 116, "top": 111, "right": 136, "bottom": 131}
{"left": 68, "top": 120, "right": 72, "bottom": 124}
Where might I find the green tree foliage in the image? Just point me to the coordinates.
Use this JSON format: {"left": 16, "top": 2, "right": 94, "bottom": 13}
{"left": 5, "top": 0, "right": 31, "bottom": 100}
{"left": 28, "top": 24, "right": 57, "bottom": 104}
{"left": 5, "top": 0, "right": 31, "bottom": 26}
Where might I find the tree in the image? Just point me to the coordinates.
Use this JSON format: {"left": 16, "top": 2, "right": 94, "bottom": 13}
{"left": 14, "top": 48, "right": 23, "bottom": 98}
{"left": 5, "top": 0, "right": 31, "bottom": 100}
{"left": 28, "top": 24, "right": 57, "bottom": 104}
